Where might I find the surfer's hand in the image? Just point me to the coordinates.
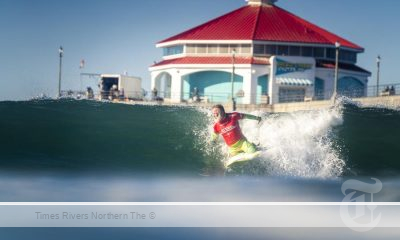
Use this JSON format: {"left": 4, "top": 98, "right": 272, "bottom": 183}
{"left": 210, "top": 133, "right": 219, "bottom": 143}
{"left": 257, "top": 117, "right": 262, "bottom": 124}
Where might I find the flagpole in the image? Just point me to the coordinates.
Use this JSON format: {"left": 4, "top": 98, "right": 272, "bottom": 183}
{"left": 58, "top": 46, "right": 63, "bottom": 98}
{"left": 79, "top": 59, "right": 85, "bottom": 93}
{"left": 80, "top": 69, "right": 82, "bottom": 93}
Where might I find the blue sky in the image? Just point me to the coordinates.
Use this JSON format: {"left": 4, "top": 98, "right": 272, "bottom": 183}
{"left": 0, "top": 0, "right": 399, "bottom": 100}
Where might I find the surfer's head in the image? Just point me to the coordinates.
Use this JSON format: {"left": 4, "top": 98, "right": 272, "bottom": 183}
{"left": 212, "top": 104, "right": 226, "bottom": 123}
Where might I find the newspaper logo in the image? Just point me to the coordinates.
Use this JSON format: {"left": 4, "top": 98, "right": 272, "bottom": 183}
{"left": 340, "top": 178, "right": 382, "bottom": 232}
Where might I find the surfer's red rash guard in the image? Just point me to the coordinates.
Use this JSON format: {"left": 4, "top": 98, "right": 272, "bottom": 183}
{"left": 213, "top": 112, "right": 245, "bottom": 146}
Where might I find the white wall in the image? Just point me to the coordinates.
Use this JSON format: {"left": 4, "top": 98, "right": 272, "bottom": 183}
{"left": 150, "top": 62, "right": 370, "bottom": 104}
{"left": 150, "top": 64, "right": 269, "bottom": 104}
{"left": 269, "top": 56, "right": 316, "bottom": 104}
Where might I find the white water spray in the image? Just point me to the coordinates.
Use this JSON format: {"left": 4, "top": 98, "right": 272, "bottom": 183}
{"left": 197, "top": 106, "right": 345, "bottom": 178}
{"left": 241, "top": 107, "right": 345, "bottom": 178}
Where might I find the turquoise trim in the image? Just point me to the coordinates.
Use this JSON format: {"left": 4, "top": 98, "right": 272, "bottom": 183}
{"left": 257, "top": 75, "right": 269, "bottom": 104}
{"left": 183, "top": 71, "right": 243, "bottom": 103}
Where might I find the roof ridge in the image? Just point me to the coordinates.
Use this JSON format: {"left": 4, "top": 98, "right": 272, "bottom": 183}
{"left": 280, "top": 7, "right": 332, "bottom": 43}
{"left": 274, "top": 5, "right": 362, "bottom": 50}
{"left": 251, "top": 5, "right": 263, "bottom": 40}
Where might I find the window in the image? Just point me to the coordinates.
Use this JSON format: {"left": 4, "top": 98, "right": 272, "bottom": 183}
{"left": 313, "top": 47, "right": 324, "bottom": 58}
{"left": 352, "top": 53, "right": 357, "bottom": 63}
{"left": 340, "top": 50, "right": 357, "bottom": 63}
{"left": 197, "top": 45, "right": 207, "bottom": 54}
{"left": 208, "top": 44, "right": 218, "bottom": 54}
{"left": 279, "top": 88, "right": 306, "bottom": 103}
{"left": 326, "top": 48, "right": 357, "bottom": 63}
{"left": 163, "top": 48, "right": 168, "bottom": 56}
{"left": 184, "top": 44, "right": 254, "bottom": 55}
{"left": 241, "top": 44, "right": 252, "bottom": 54}
{"left": 277, "top": 45, "right": 289, "bottom": 55}
{"left": 302, "top": 47, "right": 313, "bottom": 57}
{"left": 254, "top": 44, "right": 265, "bottom": 55}
{"left": 186, "top": 44, "right": 196, "bottom": 54}
{"left": 229, "top": 44, "right": 239, "bottom": 54}
{"left": 163, "top": 45, "right": 184, "bottom": 56}
{"left": 266, "top": 45, "right": 276, "bottom": 55}
{"left": 219, "top": 44, "right": 229, "bottom": 53}
{"left": 326, "top": 48, "right": 335, "bottom": 59}
{"left": 289, "top": 46, "right": 301, "bottom": 56}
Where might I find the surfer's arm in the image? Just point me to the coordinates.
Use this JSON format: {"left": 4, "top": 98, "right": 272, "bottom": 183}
{"left": 211, "top": 132, "right": 219, "bottom": 142}
{"left": 242, "top": 114, "right": 262, "bottom": 123}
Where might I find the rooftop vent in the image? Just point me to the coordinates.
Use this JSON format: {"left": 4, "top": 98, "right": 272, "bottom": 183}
{"left": 247, "top": 0, "right": 278, "bottom": 6}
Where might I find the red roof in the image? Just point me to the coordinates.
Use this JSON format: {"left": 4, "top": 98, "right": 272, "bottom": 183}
{"left": 159, "top": 4, "right": 363, "bottom": 50}
{"left": 151, "top": 57, "right": 269, "bottom": 67}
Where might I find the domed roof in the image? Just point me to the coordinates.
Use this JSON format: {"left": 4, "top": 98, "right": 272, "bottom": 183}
{"left": 158, "top": 2, "right": 362, "bottom": 50}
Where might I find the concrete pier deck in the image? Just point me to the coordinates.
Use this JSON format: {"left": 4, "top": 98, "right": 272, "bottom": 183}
{"left": 118, "top": 95, "right": 400, "bottom": 113}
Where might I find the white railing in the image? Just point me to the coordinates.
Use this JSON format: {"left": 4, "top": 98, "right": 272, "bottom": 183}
{"left": 61, "top": 83, "right": 400, "bottom": 104}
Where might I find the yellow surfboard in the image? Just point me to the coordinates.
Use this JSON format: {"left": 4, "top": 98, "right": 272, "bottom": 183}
{"left": 224, "top": 151, "right": 262, "bottom": 168}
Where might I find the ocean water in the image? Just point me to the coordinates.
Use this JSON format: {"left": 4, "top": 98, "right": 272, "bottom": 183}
{"left": 1, "top": 99, "right": 400, "bottom": 238}
{"left": 1, "top": 99, "right": 400, "bottom": 203}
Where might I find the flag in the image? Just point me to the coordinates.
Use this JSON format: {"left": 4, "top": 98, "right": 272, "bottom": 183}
{"left": 79, "top": 59, "right": 85, "bottom": 69}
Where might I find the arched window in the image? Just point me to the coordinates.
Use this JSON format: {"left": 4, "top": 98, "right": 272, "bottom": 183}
{"left": 338, "top": 77, "right": 365, "bottom": 98}
{"left": 155, "top": 72, "right": 172, "bottom": 99}
{"left": 257, "top": 75, "right": 269, "bottom": 104}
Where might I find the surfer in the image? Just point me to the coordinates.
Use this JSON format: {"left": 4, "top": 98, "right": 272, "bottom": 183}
{"left": 211, "top": 104, "right": 261, "bottom": 157}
